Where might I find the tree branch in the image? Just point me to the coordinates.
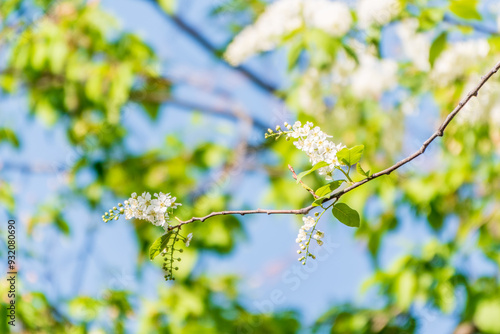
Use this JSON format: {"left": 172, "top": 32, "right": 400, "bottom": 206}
{"left": 169, "top": 60, "right": 500, "bottom": 230}
{"left": 147, "top": 1, "right": 278, "bottom": 94}
{"left": 160, "top": 98, "right": 268, "bottom": 131}
{"left": 444, "top": 13, "right": 499, "bottom": 36}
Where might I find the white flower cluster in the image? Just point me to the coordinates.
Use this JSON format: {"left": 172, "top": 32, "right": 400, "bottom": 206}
{"left": 122, "top": 192, "right": 181, "bottom": 230}
{"left": 431, "top": 39, "right": 490, "bottom": 86}
{"left": 224, "top": 0, "right": 352, "bottom": 66}
{"left": 357, "top": 0, "right": 401, "bottom": 28}
{"left": 286, "top": 121, "right": 346, "bottom": 180}
{"left": 296, "top": 216, "right": 325, "bottom": 263}
{"left": 296, "top": 216, "right": 316, "bottom": 243}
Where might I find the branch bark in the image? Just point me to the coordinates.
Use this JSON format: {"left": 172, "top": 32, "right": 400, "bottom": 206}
{"left": 169, "top": 60, "right": 500, "bottom": 230}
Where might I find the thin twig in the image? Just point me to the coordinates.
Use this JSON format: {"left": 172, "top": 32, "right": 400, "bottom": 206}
{"left": 169, "top": 60, "right": 500, "bottom": 230}
{"left": 288, "top": 164, "right": 318, "bottom": 199}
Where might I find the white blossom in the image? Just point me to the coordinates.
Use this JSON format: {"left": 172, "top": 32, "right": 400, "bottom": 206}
{"left": 287, "top": 121, "right": 346, "bottom": 180}
{"left": 459, "top": 78, "right": 500, "bottom": 126}
{"left": 225, "top": 0, "right": 352, "bottom": 66}
{"left": 431, "top": 39, "right": 489, "bottom": 86}
{"left": 185, "top": 233, "right": 193, "bottom": 247}
{"left": 396, "top": 19, "right": 430, "bottom": 71}
{"left": 119, "top": 191, "right": 182, "bottom": 228}
{"left": 357, "top": 0, "right": 401, "bottom": 28}
{"left": 302, "top": 216, "right": 316, "bottom": 231}
{"left": 296, "top": 228, "right": 307, "bottom": 243}
{"left": 351, "top": 54, "right": 397, "bottom": 99}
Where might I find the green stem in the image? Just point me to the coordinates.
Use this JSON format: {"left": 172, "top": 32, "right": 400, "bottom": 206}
{"left": 338, "top": 166, "right": 353, "bottom": 183}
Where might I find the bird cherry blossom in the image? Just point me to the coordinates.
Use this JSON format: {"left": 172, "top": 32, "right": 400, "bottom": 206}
{"left": 102, "top": 191, "right": 182, "bottom": 231}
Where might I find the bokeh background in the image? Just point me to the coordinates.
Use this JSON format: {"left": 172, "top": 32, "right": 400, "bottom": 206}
{"left": 1, "top": 0, "right": 500, "bottom": 333}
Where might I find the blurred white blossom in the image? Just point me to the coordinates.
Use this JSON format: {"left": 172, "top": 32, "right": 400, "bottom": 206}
{"left": 225, "top": 0, "right": 351, "bottom": 65}
{"left": 351, "top": 54, "right": 397, "bottom": 99}
{"left": 459, "top": 78, "right": 500, "bottom": 126}
{"left": 431, "top": 39, "right": 490, "bottom": 86}
{"left": 357, "top": 0, "right": 401, "bottom": 28}
{"left": 298, "top": 68, "right": 326, "bottom": 114}
{"left": 396, "top": 19, "right": 430, "bottom": 71}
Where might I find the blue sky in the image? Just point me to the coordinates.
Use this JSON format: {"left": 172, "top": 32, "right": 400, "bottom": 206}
{"left": 0, "top": 0, "right": 496, "bottom": 333}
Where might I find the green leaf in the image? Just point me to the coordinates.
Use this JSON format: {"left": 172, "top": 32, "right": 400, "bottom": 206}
{"left": 342, "top": 43, "right": 359, "bottom": 65}
{"left": 0, "top": 128, "right": 20, "bottom": 148}
{"left": 287, "top": 39, "right": 303, "bottom": 70}
{"left": 158, "top": 0, "right": 176, "bottom": 14}
{"left": 336, "top": 145, "right": 364, "bottom": 166}
{"left": 396, "top": 271, "right": 417, "bottom": 310}
{"left": 332, "top": 203, "right": 360, "bottom": 227}
{"left": 142, "top": 102, "right": 160, "bottom": 120}
{"left": 315, "top": 180, "right": 344, "bottom": 198}
{"left": 449, "top": 0, "right": 482, "bottom": 20}
{"left": 356, "top": 163, "right": 370, "bottom": 177}
{"left": 296, "top": 161, "right": 329, "bottom": 183}
{"left": 474, "top": 298, "right": 500, "bottom": 333}
{"left": 418, "top": 8, "right": 445, "bottom": 31}
{"left": 312, "top": 196, "right": 328, "bottom": 207}
{"left": 429, "top": 32, "right": 447, "bottom": 68}
{"left": 149, "top": 232, "right": 173, "bottom": 260}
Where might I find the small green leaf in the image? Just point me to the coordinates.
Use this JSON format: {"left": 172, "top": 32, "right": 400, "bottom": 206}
{"left": 449, "top": 0, "right": 482, "bottom": 20}
{"left": 332, "top": 203, "right": 360, "bottom": 227}
{"left": 356, "top": 163, "right": 370, "bottom": 177}
{"left": 315, "top": 180, "right": 344, "bottom": 198}
{"left": 296, "top": 161, "right": 329, "bottom": 183}
{"left": 149, "top": 232, "right": 173, "bottom": 260}
{"left": 336, "top": 145, "right": 364, "bottom": 166}
{"left": 342, "top": 43, "right": 359, "bottom": 65}
{"left": 312, "top": 196, "right": 328, "bottom": 207}
{"left": 429, "top": 32, "right": 447, "bottom": 68}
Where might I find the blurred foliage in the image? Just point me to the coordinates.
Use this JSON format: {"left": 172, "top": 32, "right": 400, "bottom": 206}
{"left": 1, "top": 0, "right": 500, "bottom": 333}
